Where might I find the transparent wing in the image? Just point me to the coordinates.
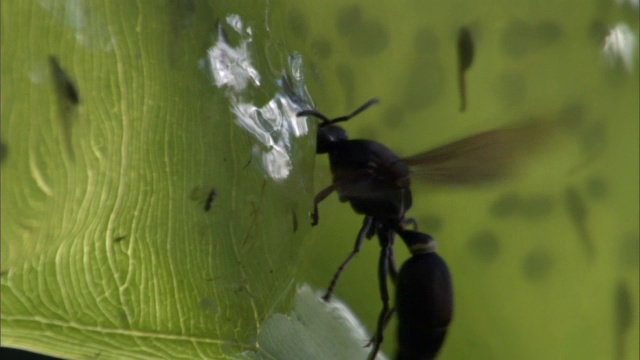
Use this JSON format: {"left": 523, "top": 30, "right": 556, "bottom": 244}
{"left": 403, "top": 120, "right": 560, "bottom": 185}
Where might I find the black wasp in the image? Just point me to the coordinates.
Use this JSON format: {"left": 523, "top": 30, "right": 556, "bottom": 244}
{"left": 298, "top": 98, "right": 556, "bottom": 357}
{"left": 298, "top": 98, "right": 554, "bottom": 296}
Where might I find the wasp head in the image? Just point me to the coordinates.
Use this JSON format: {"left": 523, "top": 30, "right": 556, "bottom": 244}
{"left": 316, "top": 123, "right": 348, "bottom": 154}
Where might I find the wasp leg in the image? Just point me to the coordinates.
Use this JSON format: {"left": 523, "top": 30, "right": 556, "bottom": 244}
{"left": 367, "top": 231, "right": 394, "bottom": 360}
{"left": 368, "top": 308, "right": 396, "bottom": 360}
{"left": 387, "top": 237, "right": 399, "bottom": 284}
{"left": 322, "top": 215, "right": 374, "bottom": 302}
{"left": 311, "top": 183, "right": 337, "bottom": 226}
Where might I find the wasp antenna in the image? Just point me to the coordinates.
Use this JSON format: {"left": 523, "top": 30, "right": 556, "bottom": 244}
{"left": 330, "top": 98, "right": 380, "bottom": 125}
{"left": 296, "top": 109, "right": 332, "bottom": 125}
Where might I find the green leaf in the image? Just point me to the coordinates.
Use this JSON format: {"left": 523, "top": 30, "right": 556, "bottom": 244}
{"left": 1, "top": 1, "right": 343, "bottom": 359}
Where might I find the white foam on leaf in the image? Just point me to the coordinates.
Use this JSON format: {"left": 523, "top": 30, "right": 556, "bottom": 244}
{"left": 603, "top": 23, "right": 638, "bottom": 73}
{"left": 203, "top": 14, "right": 311, "bottom": 181}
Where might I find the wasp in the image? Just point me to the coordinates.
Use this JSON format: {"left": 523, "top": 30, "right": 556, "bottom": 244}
{"left": 298, "top": 98, "right": 558, "bottom": 357}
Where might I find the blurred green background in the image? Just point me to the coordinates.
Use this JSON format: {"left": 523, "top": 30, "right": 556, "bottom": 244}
{"left": 283, "top": 0, "right": 639, "bottom": 359}
{"left": 2, "top": 0, "right": 638, "bottom": 359}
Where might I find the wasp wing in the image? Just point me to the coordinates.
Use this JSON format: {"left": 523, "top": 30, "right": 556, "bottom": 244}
{"left": 403, "top": 120, "right": 557, "bottom": 185}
